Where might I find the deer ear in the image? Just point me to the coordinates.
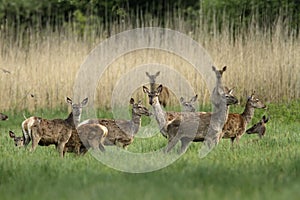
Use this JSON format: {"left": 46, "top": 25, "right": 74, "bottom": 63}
{"left": 264, "top": 116, "right": 270, "bottom": 123}
{"left": 180, "top": 97, "right": 184, "bottom": 103}
{"left": 143, "top": 86, "right": 150, "bottom": 94}
{"left": 229, "top": 87, "right": 235, "bottom": 94}
{"left": 191, "top": 94, "right": 198, "bottom": 102}
{"left": 66, "top": 97, "right": 72, "bottom": 105}
{"left": 212, "top": 66, "right": 216, "bottom": 72}
{"left": 130, "top": 98, "right": 134, "bottom": 104}
{"left": 81, "top": 97, "right": 88, "bottom": 106}
{"left": 145, "top": 72, "right": 150, "bottom": 77}
{"left": 9, "top": 131, "right": 15, "bottom": 138}
{"left": 222, "top": 66, "right": 227, "bottom": 72}
{"left": 157, "top": 85, "right": 163, "bottom": 93}
{"left": 155, "top": 71, "right": 160, "bottom": 76}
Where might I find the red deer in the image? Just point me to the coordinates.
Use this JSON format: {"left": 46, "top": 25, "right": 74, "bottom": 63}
{"left": 146, "top": 71, "right": 169, "bottom": 107}
{"left": 180, "top": 95, "right": 198, "bottom": 112}
{"left": 79, "top": 98, "right": 150, "bottom": 149}
{"left": 9, "top": 131, "right": 24, "bottom": 147}
{"left": 246, "top": 115, "right": 269, "bottom": 138}
{"left": 0, "top": 113, "right": 8, "bottom": 120}
{"left": 9, "top": 97, "right": 88, "bottom": 157}
{"left": 143, "top": 66, "right": 238, "bottom": 154}
{"left": 221, "top": 93, "right": 266, "bottom": 146}
{"left": 76, "top": 123, "right": 108, "bottom": 152}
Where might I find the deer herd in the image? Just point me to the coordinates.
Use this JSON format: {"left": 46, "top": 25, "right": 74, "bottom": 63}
{"left": 5, "top": 66, "right": 269, "bottom": 158}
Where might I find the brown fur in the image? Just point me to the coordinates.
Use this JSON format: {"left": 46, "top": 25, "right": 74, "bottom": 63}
{"left": 180, "top": 95, "right": 198, "bottom": 112}
{"left": 222, "top": 93, "right": 266, "bottom": 145}
{"left": 9, "top": 97, "right": 88, "bottom": 157}
{"left": 146, "top": 71, "right": 170, "bottom": 107}
{"left": 77, "top": 123, "right": 108, "bottom": 152}
{"left": 81, "top": 98, "right": 150, "bottom": 148}
{"left": 143, "top": 66, "right": 238, "bottom": 153}
{"left": 246, "top": 115, "right": 269, "bottom": 138}
{"left": 0, "top": 113, "right": 8, "bottom": 120}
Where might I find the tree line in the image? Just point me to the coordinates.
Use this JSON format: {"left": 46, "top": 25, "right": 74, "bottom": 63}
{"left": 0, "top": 0, "right": 299, "bottom": 35}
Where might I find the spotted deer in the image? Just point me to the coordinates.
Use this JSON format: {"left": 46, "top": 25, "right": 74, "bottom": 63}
{"left": 80, "top": 98, "right": 150, "bottom": 148}
{"left": 0, "top": 113, "right": 8, "bottom": 120}
{"left": 143, "top": 66, "right": 238, "bottom": 153}
{"left": 222, "top": 92, "right": 266, "bottom": 146}
{"left": 246, "top": 115, "right": 269, "bottom": 138}
{"left": 180, "top": 95, "right": 198, "bottom": 112}
{"left": 146, "top": 71, "right": 170, "bottom": 107}
{"left": 9, "top": 97, "right": 88, "bottom": 157}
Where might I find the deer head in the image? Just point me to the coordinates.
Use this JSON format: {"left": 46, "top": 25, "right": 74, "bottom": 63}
{"left": 224, "top": 87, "right": 239, "bottom": 106}
{"left": 130, "top": 98, "right": 151, "bottom": 116}
{"left": 0, "top": 113, "right": 8, "bottom": 120}
{"left": 143, "top": 84, "right": 163, "bottom": 106}
{"left": 246, "top": 115, "right": 269, "bottom": 138}
{"left": 247, "top": 93, "right": 267, "bottom": 109}
{"left": 9, "top": 131, "right": 25, "bottom": 147}
{"left": 212, "top": 66, "right": 226, "bottom": 79}
{"left": 66, "top": 97, "right": 88, "bottom": 117}
{"left": 145, "top": 71, "right": 160, "bottom": 84}
{"left": 180, "top": 95, "right": 198, "bottom": 112}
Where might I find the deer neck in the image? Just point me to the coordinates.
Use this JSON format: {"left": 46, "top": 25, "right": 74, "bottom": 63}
{"left": 67, "top": 112, "right": 81, "bottom": 128}
{"left": 212, "top": 96, "right": 228, "bottom": 127}
{"left": 150, "top": 82, "right": 156, "bottom": 92}
{"left": 130, "top": 112, "right": 142, "bottom": 135}
{"left": 211, "top": 83, "right": 228, "bottom": 130}
{"left": 241, "top": 101, "right": 255, "bottom": 124}
{"left": 65, "top": 112, "right": 73, "bottom": 123}
{"left": 152, "top": 100, "right": 167, "bottom": 132}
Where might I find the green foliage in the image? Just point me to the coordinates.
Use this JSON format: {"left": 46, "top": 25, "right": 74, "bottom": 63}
{"left": 201, "top": 0, "right": 300, "bottom": 34}
{"left": 0, "top": 101, "right": 299, "bottom": 199}
{"left": 0, "top": 0, "right": 298, "bottom": 39}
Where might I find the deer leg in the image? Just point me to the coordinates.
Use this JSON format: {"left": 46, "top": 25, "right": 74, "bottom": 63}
{"left": 88, "top": 139, "right": 99, "bottom": 151}
{"left": 57, "top": 141, "right": 68, "bottom": 158}
{"left": 230, "top": 137, "right": 235, "bottom": 149}
{"left": 99, "top": 143, "right": 106, "bottom": 152}
{"left": 165, "top": 134, "right": 181, "bottom": 153}
{"left": 235, "top": 136, "right": 241, "bottom": 145}
{"left": 180, "top": 137, "right": 192, "bottom": 154}
{"left": 30, "top": 136, "right": 41, "bottom": 152}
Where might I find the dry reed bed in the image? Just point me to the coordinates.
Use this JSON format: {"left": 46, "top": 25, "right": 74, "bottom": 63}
{"left": 0, "top": 22, "right": 299, "bottom": 111}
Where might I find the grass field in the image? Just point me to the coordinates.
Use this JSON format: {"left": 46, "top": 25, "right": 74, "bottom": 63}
{"left": 0, "top": 101, "right": 299, "bottom": 200}
{"left": 0, "top": 9, "right": 299, "bottom": 200}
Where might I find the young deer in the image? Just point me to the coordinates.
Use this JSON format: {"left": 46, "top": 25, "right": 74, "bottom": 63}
{"left": 80, "top": 98, "right": 150, "bottom": 148}
{"left": 222, "top": 93, "right": 266, "bottom": 146}
{"left": 180, "top": 95, "right": 198, "bottom": 112}
{"left": 246, "top": 115, "right": 269, "bottom": 138}
{"left": 146, "top": 71, "right": 170, "bottom": 107}
{"left": 0, "top": 113, "right": 8, "bottom": 120}
{"left": 143, "top": 66, "right": 238, "bottom": 153}
{"left": 9, "top": 97, "right": 88, "bottom": 157}
{"left": 9, "top": 131, "right": 24, "bottom": 147}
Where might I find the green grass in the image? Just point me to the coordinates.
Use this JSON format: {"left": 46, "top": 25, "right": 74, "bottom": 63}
{"left": 0, "top": 101, "right": 299, "bottom": 200}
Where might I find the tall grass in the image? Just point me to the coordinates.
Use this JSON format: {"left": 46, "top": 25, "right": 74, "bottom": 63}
{"left": 0, "top": 10, "right": 299, "bottom": 112}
